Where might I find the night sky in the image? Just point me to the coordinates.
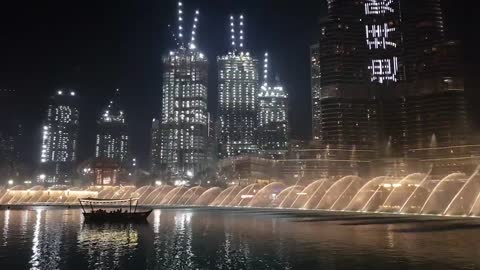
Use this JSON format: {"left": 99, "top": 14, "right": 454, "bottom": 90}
{"left": 0, "top": 0, "right": 466, "bottom": 169}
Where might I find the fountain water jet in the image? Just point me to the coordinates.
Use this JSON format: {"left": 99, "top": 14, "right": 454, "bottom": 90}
{"left": 378, "top": 173, "right": 427, "bottom": 213}
{"left": 248, "top": 182, "right": 286, "bottom": 208}
{"left": 276, "top": 185, "right": 305, "bottom": 208}
{"left": 344, "top": 176, "right": 389, "bottom": 211}
{"left": 316, "top": 176, "right": 361, "bottom": 210}
{"left": 194, "top": 187, "right": 223, "bottom": 206}
{"left": 443, "top": 166, "right": 480, "bottom": 216}
{"left": 420, "top": 173, "right": 466, "bottom": 215}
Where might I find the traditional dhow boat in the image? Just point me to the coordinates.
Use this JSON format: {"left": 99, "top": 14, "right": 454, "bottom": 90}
{"left": 79, "top": 198, "right": 152, "bottom": 222}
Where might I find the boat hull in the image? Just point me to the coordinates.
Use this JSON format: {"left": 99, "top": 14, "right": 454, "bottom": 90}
{"left": 82, "top": 210, "right": 153, "bottom": 222}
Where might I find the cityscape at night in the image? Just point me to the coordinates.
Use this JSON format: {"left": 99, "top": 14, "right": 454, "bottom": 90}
{"left": 0, "top": 0, "right": 474, "bottom": 269}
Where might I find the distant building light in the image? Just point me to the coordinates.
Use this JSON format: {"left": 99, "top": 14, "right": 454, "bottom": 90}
{"left": 7, "top": 180, "right": 14, "bottom": 185}
{"left": 57, "top": 90, "right": 63, "bottom": 95}
{"left": 70, "top": 91, "right": 75, "bottom": 96}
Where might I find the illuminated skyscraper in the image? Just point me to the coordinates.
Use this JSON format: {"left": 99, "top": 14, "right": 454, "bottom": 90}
{"left": 39, "top": 90, "right": 79, "bottom": 184}
{"left": 311, "top": 0, "right": 379, "bottom": 152}
{"left": 158, "top": 3, "right": 208, "bottom": 180}
{"left": 95, "top": 89, "right": 129, "bottom": 164}
{"left": 150, "top": 118, "right": 161, "bottom": 174}
{"left": 257, "top": 52, "right": 288, "bottom": 158}
{"left": 218, "top": 15, "right": 260, "bottom": 158}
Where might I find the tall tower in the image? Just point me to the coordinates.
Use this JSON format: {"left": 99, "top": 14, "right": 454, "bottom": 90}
{"left": 39, "top": 90, "right": 79, "bottom": 185}
{"left": 158, "top": 2, "right": 208, "bottom": 181}
{"left": 311, "top": 0, "right": 379, "bottom": 149}
{"left": 218, "top": 15, "right": 260, "bottom": 158}
{"left": 257, "top": 52, "right": 289, "bottom": 159}
{"left": 95, "top": 89, "right": 129, "bottom": 164}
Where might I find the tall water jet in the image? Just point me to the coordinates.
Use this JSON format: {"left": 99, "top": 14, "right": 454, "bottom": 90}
{"left": 214, "top": 185, "right": 243, "bottom": 207}
{"left": 290, "top": 180, "right": 327, "bottom": 209}
{"left": 194, "top": 187, "right": 223, "bottom": 206}
{"left": 151, "top": 186, "right": 175, "bottom": 205}
{"left": 177, "top": 186, "right": 206, "bottom": 205}
{"left": 227, "top": 184, "right": 261, "bottom": 207}
{"left": 378, "top": 173, "right": 427, "bottom": 213}
{"left": 316, "top": 176, "right": 362, "bottom": 210}
{"left": 344, "top": 176, "right": 390, "bottom": 211}
{"left": 135, "top": 186, "right": 155, "bottom": 204}
{"left": 248, "top": 182, "right": 286, "bottom": 207}
{"left": 163, "top": 186, "right": 190, "bottom": 205}
{"left": 275, "top": 185, "right": 305, "bottom": 208}
{"left": 443, "top": 167, "right": 480, "bottom": 216}
{"left": 420, "top": 173, "right": 466, "bottom": 215}
{"left": 303, "top": 180, "right": 333, "bottom": 209}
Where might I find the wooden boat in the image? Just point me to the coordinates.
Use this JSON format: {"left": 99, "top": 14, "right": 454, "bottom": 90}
{"left": 79, "top": 198, "right": 152, "bottom": 222}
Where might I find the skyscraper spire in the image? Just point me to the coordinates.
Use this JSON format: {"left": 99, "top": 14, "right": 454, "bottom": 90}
{"left": 229, "top": 15, "right": 237, "bottom": 52}
{"left": 239, "top": 14, "right": 245, "bottom": 50}
{"left": 177, "top": 2, "right": 184, "bottom": 45}
{"left": 263, "top": 52, "right": 269, "bottom": 87}
{"left": 189, "top": 9, "right": 200, "bottom": 50}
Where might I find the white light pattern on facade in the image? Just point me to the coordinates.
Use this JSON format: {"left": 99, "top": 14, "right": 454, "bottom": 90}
{"left": 365, "top": 0, "right": 394, "bottom": 15}
{"left": 365, "top": 0, "right": 400, "bottom": 83}
{"left": 368, "top": 57, "right": 398, "bottom": 83}
{"left": 365, "top": 24, "right": 397, "bottom": 49}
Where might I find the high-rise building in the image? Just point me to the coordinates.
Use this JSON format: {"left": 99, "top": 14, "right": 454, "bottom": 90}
{"left": 401, "top": 0, "right": 445, "bottom": 94}
{"left": 150, "top": 118, "right": 162, "bottom": 174}
{"left": 257, "top": 52, "right": 288, "bottom": 158}
{"left": 0, "top": 89, "right": 24, "bottom": 183}
{"left": 95, "top": 89, "right": 129, "bottom": 164}
{"left": 310, "top": 0, "right": 380, "bottom": 177}
{"left": 39, "top": 90, "right": 80, "bottom": 184}
{"left": 218, "top": 15, "right": 260, "bottom": 158}
{"left": 157, "top": 3, "right": 208, "bottom": 180}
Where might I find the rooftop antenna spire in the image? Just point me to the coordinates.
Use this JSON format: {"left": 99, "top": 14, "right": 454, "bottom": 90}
{"left": 229, "top": 15, "right": 237, "bottom": 53}
{"left": 239, "top": 14, "right": 245, "bottom": 50}
{"left": 189, "top": 9, "right": 200, "bottom": 50}
{"left": 263, "top": 52, "right": 269, "bottom": 87}
{"left": 177, "top": 1, "right": 184, "bottom": 47}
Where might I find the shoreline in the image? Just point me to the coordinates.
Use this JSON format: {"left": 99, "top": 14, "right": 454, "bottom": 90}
{"left": 0, "top": 204, "right": 474, "bottom": 220}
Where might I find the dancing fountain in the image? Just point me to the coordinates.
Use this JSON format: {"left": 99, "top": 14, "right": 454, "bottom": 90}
{"left": 2, "top": 167, "right": 480, "bottom": 218}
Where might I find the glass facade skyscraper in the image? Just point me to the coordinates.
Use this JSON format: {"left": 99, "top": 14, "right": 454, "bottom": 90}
{"left": 157, "top": 4, "right": 208, "bottom": 180}
{"left": 95, "top": 89, "right": 129, "bottom": 164}
{"left": 257, "top": 53, "right": 288, "bottom": 158}
{"left": 218, "top": 52, "right": 259, "bottom": 158}
{"left": 218, "top": 15, "right": 260, "bottom": 158}
{"left": 39, "top": 90, "right": 79, "bottom": 184}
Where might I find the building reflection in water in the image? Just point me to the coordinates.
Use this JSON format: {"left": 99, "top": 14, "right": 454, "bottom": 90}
{"left": 2, "top": 209, "right": 10, "bottom": 246}
{"left": 30, "top": 209, "right": 42, "bottom": 270}
{"left": 0, "top": 208, "right": 479, "bottom": 269}
{"left": 78, "top": 223, "right": 140, "bottom": 269}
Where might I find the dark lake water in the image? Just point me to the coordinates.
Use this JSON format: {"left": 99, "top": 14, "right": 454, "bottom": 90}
{"left": 0, "top": 207, "right": 479, "bottom": 270}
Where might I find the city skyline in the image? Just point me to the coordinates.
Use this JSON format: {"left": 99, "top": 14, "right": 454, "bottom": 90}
{"left": 0, "top": 0, "right": 467, "bottom": 172}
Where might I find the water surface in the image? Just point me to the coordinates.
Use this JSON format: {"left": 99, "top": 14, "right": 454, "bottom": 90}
{"left": 0, "top": 208, "right": 479, "bottom": 269}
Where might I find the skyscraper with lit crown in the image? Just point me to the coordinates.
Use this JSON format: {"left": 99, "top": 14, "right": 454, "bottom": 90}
{"left": 95, "top": 89, "right": 129, "bottom": 164}
{"left": 257, "top": 52, "right": 288, "bottom": 158}
{"left": 157, "top": 2, "right": 208, "bottom": 180}
{"left": 39, "top": 89, "right": 79, "bottom": 184}
{"left": 218, "top": 15, "right": 260, "bottom": 158}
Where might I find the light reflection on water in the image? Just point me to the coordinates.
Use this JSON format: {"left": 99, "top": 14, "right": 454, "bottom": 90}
{"left": 0, "top": 208, "right": 479, "bottom": 269}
